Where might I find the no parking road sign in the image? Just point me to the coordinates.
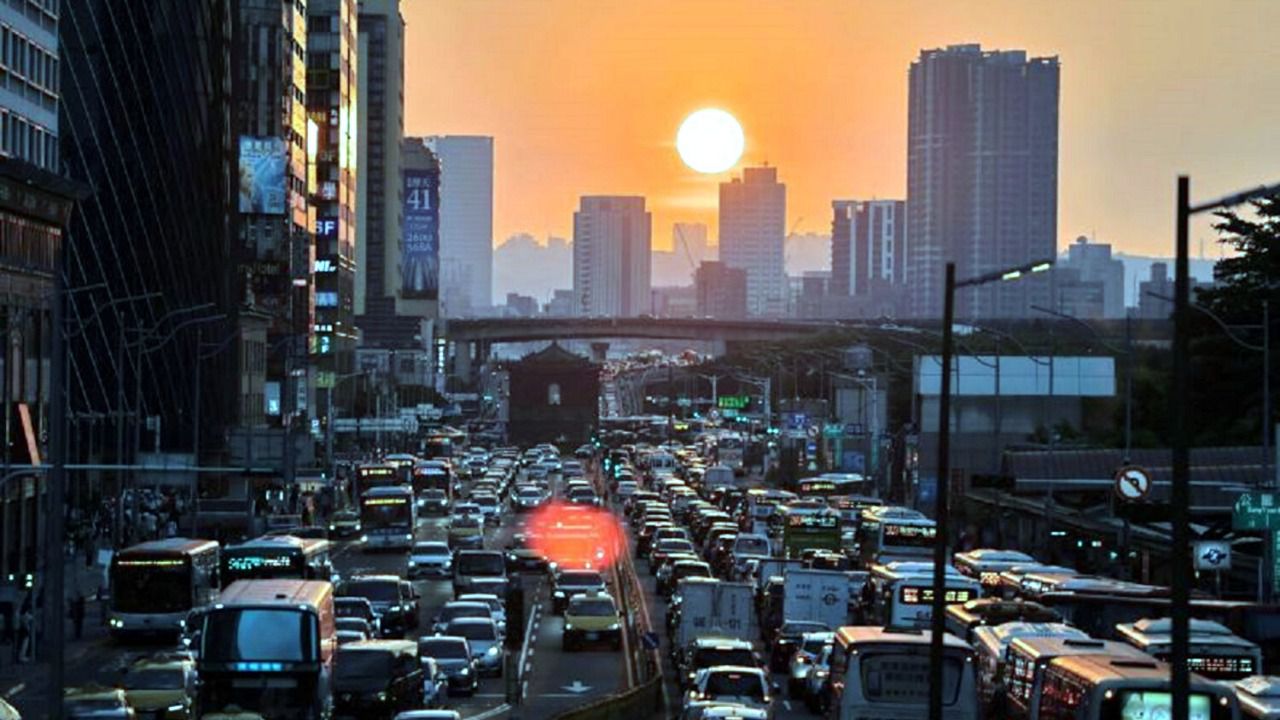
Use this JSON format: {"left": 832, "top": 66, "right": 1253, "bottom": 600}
{"left": 1113, "top": 465, "right": 1151, "bottom": 502}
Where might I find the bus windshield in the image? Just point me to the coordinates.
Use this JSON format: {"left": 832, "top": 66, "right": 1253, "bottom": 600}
{"left": 362, "top": 497, "right": 411, "bottom": 529}
{"left": 202, "top": 608, "right": 317, "bottom": 663}
{"left": 112, "top": 561, "right": 191, "bottom": 614}
{"left": 861, "top": 651, "right": 962, "bottom": 705}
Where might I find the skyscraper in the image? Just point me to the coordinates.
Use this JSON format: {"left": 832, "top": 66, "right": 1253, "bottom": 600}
{"left": 573, "top": 196, "right": 652, "bottom": 317}
{"left": 906, "top": 44, "right": 1060, "bottom": 319}
{"left": 0, "top": 1, "right": 58, "bottom": 171}
{"left": 695, "top": 261, "right": 748, "bottom": 320}
{"left": 719, "top": 166, "right": 786, "bottom": 317}
{"left": 307, "top": 0, "right": 358, "bottom": 405}
{"left": 1059, "top": 236, "right": 1125, "bottom": 319}
{"left": 830, "top": 200, "right": 905, "bottom": 297}
{"left": 425, "top": 135, "right": 493, "bottom": 316}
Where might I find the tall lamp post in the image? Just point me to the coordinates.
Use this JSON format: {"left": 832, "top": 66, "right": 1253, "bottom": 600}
{"left": 1169, "top": 174, "right": 1280, "bottom": 720}
{"left": 928, "top": 257, "right": 1053, "bottom": 720}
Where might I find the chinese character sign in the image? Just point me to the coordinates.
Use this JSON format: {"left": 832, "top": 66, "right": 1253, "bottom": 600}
{"left": 238, "top": 136, "right": 288, "bottom": 214}
{"left": 402, "top": 168, "right": 439, "bottom": 300}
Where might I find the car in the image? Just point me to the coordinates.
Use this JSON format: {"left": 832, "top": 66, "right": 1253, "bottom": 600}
{"left": 431, "top": 601, "right": 493, "bottom": 636}
{"left": 658, "top": 558, "right": 712, "bottom": 597}
{"left": 683, "top": 666, "right": 774, "bottom": 718}
{"left": 447, "top": 515, "right": 484, "bottom": 550}
{"left": 677, "top": 638, "right": 762, "bottom": 690}
{"left": 785, "top": 631, "right": 834, "bottom": 698}
{"left": 417, "top": 635, "right": 478, "bottom": 696}
{"left": 562, "top": 591, "right": 622, "bottom": 651}
{"left": 471, "top": 493, "right": 503, "bottom": 525}
{"left": 678, "top": 703, "right": 769, "bottom": 720}
{"left": 768, "top": 621, "right": 830, "bottom": 672}
{"left": 442, "top": 617, "right": 504, "bottom": 677}
{"left": 337, "top": 616, "right": 375, "bottom": 638}
{"left": 453, "top": 549, "right": 509, "bottom": 597}
{"left": 64, "top": 686, "right": 136, "bottom": 720}
{"left": 457, "top": 593, "right": 508, "bottom": 635}
{"left": 337, "top": 629, "right": 368, "bottom": 646}
{"left": 418, "top": 489, "right": 450, "bottom": 515}
{"left": 329, "top": 509, "right": 362, "bottom": 538}
{"left": 409, "top": 541, "right": 453, "bottom": 578}
{"left": 400, "top": 580, "right": 422, "bottom": 629}
{"left": 335, "top": 596, "right": 381, "bottom": 637}
{"left": 551, "top": 569, "right": 607, "bottom": 614}
{"left": 505, "top": 533, "right": 549, "bottom": 572}
{"left": 512, "top": 486, "right": 546, "bottom": 512}
{"left": 339, "top": 575, "right": 416, "bottom": 637}
{"left": 419, "top": 657, "right": 449, "bottom": 708}
{"left": 334, "top": 640, "right": 425, "bottom": 718}
{"left": 650, "top": 538, "right": 698, "bottom": 574}
{"left": 801, "top": 644, "right": 834, "bottom": 713}
{"left": 120, "top": 656, "right": 196, "bottom": 719}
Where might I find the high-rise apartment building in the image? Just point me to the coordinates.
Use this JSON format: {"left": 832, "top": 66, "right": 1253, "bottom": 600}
{"left": 234, "top": 0, "right": 314, "bottom": 426}
{"left": 425, "top": 135, "right": 493, "bottom": 316}
{"left": 695, "top": 261, "right": 747, "bottom": 320}
{"left": 719, "top": 166, "right": 786, "bottom": 317}
{"left": 307, "top": 0, "right": 358, "bottom": 407}
{"left": 1059, "top": 236, "right": 1125, "bottom": 319}
{"left": 0, "top": 0, "right": 58, "bottom": 170}
{"left": 572, "top": 196, "right": 652, "bottom": 317}
{"left": 830, "top": 200, "right": 905, "bottom": 296}
{"left": 906, "top": 44, "right": 1059, "bottom": 319}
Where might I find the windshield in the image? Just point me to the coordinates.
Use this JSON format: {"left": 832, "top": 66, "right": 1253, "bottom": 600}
{"left": 518, "top": 488, "right": 541, "bottom": 497}
{"left": 452, "top": 517, "right": 481, "bottom": 529}
{"left": 442, "top": 605, "right": 489, "bottom": 622}
{"left": 341, "top": 580, "right": 400, "bottom": 603}
{"left": 474, "top": 496, "right": 498, "bottom": 507}
{"left": 694, "top": 648, "right": 756, "bottom": 668}
{"left": 335, "top": 600, "right": 371, "bottom": 618}
{"left": 202, "top": 608, "right": 316, "bottom": 662}
{"left": 706, "top": 672, "right": 765, "bottom": 700}
{"left": 569, "top": 599, "right": 616, "bottom": 616}
{"left": 456, "top": 553, "right": 505, "bottom": 575}
{"left": 423, "top": 490, "right": 446, "bottom": 499}
{"left": 801, "top": 636, "right": 831, "bottom": 655}
{"left": 123, "top": 668, "right": 185, "bottom": 690}
{"left": 335, "top": 650, "right": 393, "bottom": 680}
{"left": 735, "top": 537, "right": 769, "bottom": 554}
{"left": 658, "top": 539, "right": 694, "bottom": 552}
{"left": 781, "top": 622, "right": 829, "bottom": 637}
{"left": 560, "top": 572, "right": 602, "bottom": 587}
{"left": 112, "top": 561, "right": 192, "bottom": 614}
{"left": 450, "top": 622, "right": 496, "bottom": 641}
{"left": 861, "top": 653, "right": 962, "bottom": 705}
{"left": 675, "top": 564, "right": 711, "bottom": 579}
{"left": 415, "top": 543, "right": 449, "bottom": 555}
{"left": 361, "top": 496, "right": 411, "bottom": 529}
{"left": 420, "top": 639, "right": 467, "bottom": 659}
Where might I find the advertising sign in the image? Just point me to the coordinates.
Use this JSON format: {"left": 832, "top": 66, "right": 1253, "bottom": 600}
{"left": 402, "top": 168, "right": 439, "bottom": 300}
{"left": 238, "top": 136, "right": 287, "bottom": 214}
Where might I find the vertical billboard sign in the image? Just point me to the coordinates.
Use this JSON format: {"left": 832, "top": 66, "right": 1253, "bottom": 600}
{"left": 402, "top": 168, "right": 439, "bottom": 299}
{"left": 238, "top": 136, "right": 288, "bottom": 214}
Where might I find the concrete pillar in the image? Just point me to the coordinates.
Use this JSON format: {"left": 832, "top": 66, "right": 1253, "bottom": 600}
{"left": 589, "top": 342, "right": 610, "bottom": 363}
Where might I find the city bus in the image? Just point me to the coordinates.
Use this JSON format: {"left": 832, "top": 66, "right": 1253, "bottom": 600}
{"left": 854, "top": 506, "right": 936, "bottom": 568}
{"left": 1115, "top": 617, "right": 1262, "bottom": 682}
{"left": 866, "top": 561, "right": 981, "bottom": 629}
{"left": 220, "top": 535, "right": 334, "bottom": 588}
{"left": 781, "top": 509, "right": 842, "bottom": 558}
{"left": 828, "top": 626, "right": 978, "bottom": 720}
{"left": 716, "top": 431, "right": 745, "bottom": 473}
{"left": 356, "top": 463, "right": 401, "bottom": 493}
{"left": 360, "top": 485, "right": 417, "bottom": 551}
{"left": 384, "top": 454, "right": 417, "bottom": 483}
{"left": 952, "top": 549, "right": 1038, "bottom": 596}
{"left": 1036, "top": 653, "right": 1238, "bottom": 720}
{"left": 109, "top": 538, "right": 220, "bottom": 639}
{"left": 797, "top": 474, "right": 871, "bottom": 500}
{"left": 1004, "top": 636, "right": 1156, "bottom": 719}
{"left": 198, "top": 579, "right": 336, "bottom": 719}
{"left": 413, "top": 461, "right": 453, "bottom": 503}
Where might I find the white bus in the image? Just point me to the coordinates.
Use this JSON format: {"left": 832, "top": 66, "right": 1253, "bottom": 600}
{"left": 952, "top": 548, "right": 1037, "bottom": 596}
{"left": 360, "top": 485, "right": 417, "bottom": 551}
{"left": 855, "top": 506, "right": 936, "bottom": 568}
{"left": 829, "top": 626, "right": 978, "bottom": 720}
{"left": 109, "top": 538, "right": 220, "bottom": 639}
{"left": 867, "top": 561, "right": 981, "bottom": 629}
{"left": 1004, "top": 636, "right": 1152, "bottom": 719}
{"left": 1037, "top": 653, "right": 1238, "bottom": 720}
{"left": 970, "top": 621, "right": 1087, "bottom": 714}
{"left": 1115, "top": 617, "right": 1263, "bottom": 682}
{"left": 716, "top": 431, "right": 745, "bottom": 473}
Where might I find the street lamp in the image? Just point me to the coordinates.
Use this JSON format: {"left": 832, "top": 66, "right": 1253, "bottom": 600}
{"left": 1169, "top": 175, "right": 1280, "bottom": 720}
{"left": 928, "top": 257, "right": 1053, "bottom": 720}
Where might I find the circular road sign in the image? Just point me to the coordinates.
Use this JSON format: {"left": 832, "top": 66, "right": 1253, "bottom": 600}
{"left": 1114, "top": 465, "right": 1152, "bottom": 501}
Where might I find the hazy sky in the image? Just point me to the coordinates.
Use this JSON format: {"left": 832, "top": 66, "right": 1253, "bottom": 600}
{"left": 404, "top": 0, "right": 1280, "bottom": 255}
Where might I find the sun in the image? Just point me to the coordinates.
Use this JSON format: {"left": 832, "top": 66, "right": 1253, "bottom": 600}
{"left": 676, "top": 108, "right": 744, "bottom": 174}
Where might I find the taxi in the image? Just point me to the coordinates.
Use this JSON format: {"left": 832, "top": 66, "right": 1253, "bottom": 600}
{"left": 120, "top": 655, "right": 197, "bottom": 719}
{"left": 561, "top": 591, "right": 623, "bottom": 651}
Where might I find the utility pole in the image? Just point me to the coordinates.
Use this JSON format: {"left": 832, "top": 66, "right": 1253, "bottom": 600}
{"left": 45, "top": 251, "right": 67, "bottom": 720}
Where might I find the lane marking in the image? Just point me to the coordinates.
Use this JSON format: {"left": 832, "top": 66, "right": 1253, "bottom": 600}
{"left": 783, "top": 700, "right": 792, "bottom": 711}
{"left": 464, "top": 702, "right": 510, "bottom": 720}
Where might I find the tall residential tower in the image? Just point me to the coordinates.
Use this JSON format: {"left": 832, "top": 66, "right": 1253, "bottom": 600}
{"left": 572, "top": 196, "right": 652, "bottom": 317}
{"left": 426, "top": 135, "right": 493, "bottom": 316}
{"left": 719, "top": 166, "right": 786, "bottom": 317}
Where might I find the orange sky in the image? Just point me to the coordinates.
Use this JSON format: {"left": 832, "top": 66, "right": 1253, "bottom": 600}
{"left": 404, "top": 0, "right": 1280, "bottom": 256}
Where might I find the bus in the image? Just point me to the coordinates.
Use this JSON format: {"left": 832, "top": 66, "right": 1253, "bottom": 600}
{"left": 384, "top": 454, "right": 417, "bottom": 483}
{"left": 781, "top": 510, "right": 842, "bottom": 558}
{"left": 1036, "top": 653, "right": 1238, "bottom": 720}
{"left": 221, "top": 536, "right": 334, "bottom": 588}
{"left": 969, "top": 622, "right": 1087, "bottom": 714}
{"left": 356, "top": 463, "right": 401, "bottom": 492}
{"left": 797, "top": 474, "right": 872, "bottom": 500}
{"left": 716, "top": 431, "right": 745, "bottom": 473}
{"left": 109, "top": 538, "right": 220, "bottom": 639}
{"left": 1115, "top": 617, "right": 1262, "bottom": 682}
{"left": 360, "top": 485, "right": 417, "bottom": 551}
{"left": 854, "top": 506, "right": 936, "bottom": 568}
{"left": 952, "top": 549, "right": 1038, "bottom": 596}
{"left": 198, "top": 579, "right": 336, "bottom": 719}
{"left": 1004, "top": 636, "right": 1156, "bottom": 719}
{"left": 828, "top": 626, "right": 978, "bottom": 720}
{"left": 866, "top": 561, "right": 981, "bottom": 629}
{"left": 422, "top": 433, "right": 455, "bottom": 461}
{"left": 413, "top": 461, "right": 453, "bottom": 503}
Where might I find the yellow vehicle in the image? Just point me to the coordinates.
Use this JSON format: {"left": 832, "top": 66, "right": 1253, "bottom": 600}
{"left": 120, "top": 655, "right": 196, "bottom": 719}
{"left": 562, "top": 591, "right": 622, "bottom": 651}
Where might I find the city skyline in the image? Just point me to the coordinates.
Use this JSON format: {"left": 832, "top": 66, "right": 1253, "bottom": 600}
{"left": 404, "top": 0, "right": 1280, "bottom": 256}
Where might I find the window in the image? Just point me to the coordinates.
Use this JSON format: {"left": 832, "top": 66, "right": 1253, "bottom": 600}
{"left": 547, "top": 383, "right": 561, "bottom": 406}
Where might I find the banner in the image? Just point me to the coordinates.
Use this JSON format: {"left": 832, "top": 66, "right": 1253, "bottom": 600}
{"left": 402, "top": 168, "right": 439, "bottom": 299}
{"left": 238, "top": 136, "right": 287, "bottom": 214}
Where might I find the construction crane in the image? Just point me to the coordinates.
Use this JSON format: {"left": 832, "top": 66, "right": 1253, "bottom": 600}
{"left": 674, "top": 223, "right": 699, "bottom": 279}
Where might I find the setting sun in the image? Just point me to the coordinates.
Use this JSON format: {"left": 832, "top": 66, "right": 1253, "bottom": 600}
{"left": 676, "top": 108, "right": 745, "bottom": 175}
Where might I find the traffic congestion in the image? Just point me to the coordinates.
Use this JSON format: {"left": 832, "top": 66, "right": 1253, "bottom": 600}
{"left": 35, "top": 420, "right": 1280, "bottom": 720}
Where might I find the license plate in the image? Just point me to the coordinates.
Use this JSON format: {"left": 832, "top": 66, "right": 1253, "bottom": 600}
{"left": 585, "top": 632, "right": 599, "bottom": 640}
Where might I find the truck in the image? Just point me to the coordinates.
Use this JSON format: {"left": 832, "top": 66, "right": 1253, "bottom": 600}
{"left": 753, "top": 558, "right": 804, "bottom": 592}
{"left": 703, "top": 465, "right": 736, "bottom": 492}
{"left": 783, "top": 568, "right": 850, "bottom": 630}
{"left": 675, "top": 578, "right": 758, "bottom": 647}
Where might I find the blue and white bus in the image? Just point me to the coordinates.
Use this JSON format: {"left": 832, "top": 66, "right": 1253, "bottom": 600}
{"left": 360, "top": 485, "right": 417, "bottom": 551}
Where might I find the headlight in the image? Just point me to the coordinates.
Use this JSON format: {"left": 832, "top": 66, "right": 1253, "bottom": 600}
{"left": 376, "top": 691, "right": 388, "bottom": 702}
{"left": 328, "top": 525, "right": 337, "bottom": 531}
{"left": 459, "top": 667, "right": 471, "bottom": 675}
{"left": 485, "top": 646, "right": 500, "bottom": 657}
{"left": 553, "top": 590, "right": 565, "bottom": 598}
{"left": 564, "top": 623, "right": 575, "bottom": 631}
{"left": 606, "top": 623, "right": 620, "bottom": 631}
{"left": 360, "top": 535, "right": 369, "bottom": 543}
{"left": 167, "top": 703, "right": 186, "bottom": 712}
{"left": 110, "top": 618, "right": 124, "bottom": 628}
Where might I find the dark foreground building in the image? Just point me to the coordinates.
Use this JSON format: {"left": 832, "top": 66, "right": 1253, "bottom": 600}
{"left": 507, "top": 344, "right": 599, "bottom": 446}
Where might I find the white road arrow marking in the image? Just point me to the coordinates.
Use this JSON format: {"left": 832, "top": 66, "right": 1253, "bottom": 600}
{"left": 562, "top": 680, "right": 593, "bottom": 694}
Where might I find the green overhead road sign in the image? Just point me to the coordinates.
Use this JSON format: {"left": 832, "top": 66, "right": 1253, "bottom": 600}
{"left": 1233, "top": 492, "right": 1280, "bottom": 531}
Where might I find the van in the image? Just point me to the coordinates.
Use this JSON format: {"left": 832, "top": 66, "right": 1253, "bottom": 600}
{"left": 333, "top": 640, "right": 424, "bottom": 718}
{"left": 452, "top": 550, "right": 508, "bottom": 597}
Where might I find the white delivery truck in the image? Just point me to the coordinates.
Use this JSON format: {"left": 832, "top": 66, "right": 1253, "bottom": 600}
{"left": 703, "top": 465, "right": 736, "bottom": 492}
{"left": 783, "top": 568, "right": 850, "bottom": 630}
{"left": 754, "top": 558, "right": 804, "bottom": 592}
{"left": 675, "top": 578, "right": 758, "bottom": 647}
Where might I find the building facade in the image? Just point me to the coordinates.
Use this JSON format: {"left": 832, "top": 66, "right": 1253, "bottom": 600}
{"left": 1058, "top": 236, "right": 1125, "bottom": 319}
{"left": 830, "top": 200, "right": 905, "bottom": 296}
{"left": 307, "top": 0, "right": 358, "bottom": 408}
{"left": 906, "top": 44, "right": 1059, "bottom": 319}
{"left": 719, "top": 166, "right": 786, "bottom": 317}
{"left": 572, "top": 195, "right": 652, "bottom": 318}
{"left": 506, "top": 343, "right": 599, "bottom": 446}
{"left": 425, "top": 135, "right": 493, "bottom": 317}
{"left": 694, "top": 261, "right": 747, "bottom": 320}
{"left": 0, "top": 0, "right": 58, "bottom": 171}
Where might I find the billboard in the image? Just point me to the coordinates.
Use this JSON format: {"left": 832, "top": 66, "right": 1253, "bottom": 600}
{"left": 402, "top": 168, "right": 439, "bottom": 299}
{"left": 238, "top": 136, "right": 287, "bottom": 214}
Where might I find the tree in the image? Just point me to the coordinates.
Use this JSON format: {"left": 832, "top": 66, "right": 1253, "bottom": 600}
{"left": 1197, "top": 195, "right": 1280, "bottom": 322}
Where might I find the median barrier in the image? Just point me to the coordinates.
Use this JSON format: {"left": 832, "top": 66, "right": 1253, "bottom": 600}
{"left": 545, "top": 674, "right": 664, "bottom": 720}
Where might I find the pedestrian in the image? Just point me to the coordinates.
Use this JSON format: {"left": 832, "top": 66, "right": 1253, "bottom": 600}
{"left": 70, "top": 592, "right": 85, "bottom": 641}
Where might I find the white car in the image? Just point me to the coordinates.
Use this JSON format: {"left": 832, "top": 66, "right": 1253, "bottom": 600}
{"left": 457, "top": 593, "right": 508, "bottom": 635}
{"left": 684, "top": 666, "right": 775, "bottom": 719}
{"left": 409, "top": 541, "right": 453, "bottom": 578}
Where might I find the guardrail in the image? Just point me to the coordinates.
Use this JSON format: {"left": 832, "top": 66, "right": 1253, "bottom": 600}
{"left": 546, "top": 674, "right": 663, "bottom": 720}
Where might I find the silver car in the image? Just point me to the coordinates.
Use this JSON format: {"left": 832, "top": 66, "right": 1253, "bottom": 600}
{"left": 443, "top": 617, "right": 504, "bottom": 677}
{"left": 786, "top": 631, "right": 834, "bottom": 698}
{"left": 409, "top": 541, "right": 453, "bottom": 578}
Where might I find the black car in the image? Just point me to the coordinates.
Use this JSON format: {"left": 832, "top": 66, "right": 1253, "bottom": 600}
{"left": 550, "top": 569, "right": 606, "bottom": 614}
{"left": 505, "top": 533, "right": 548, "bottom": 572}
{"left": 418, "top": 635, "right": 479, "bottom": 696}
{"left": 339, "top": 576, "right": 415, "bottom": 637}
{"left": 334, "top": 640, "right": 424, "bottom": 719}
{"left": 769, "top": 620, "right": 831, "bottom": 672}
